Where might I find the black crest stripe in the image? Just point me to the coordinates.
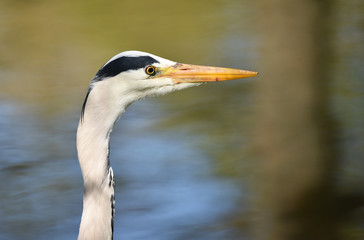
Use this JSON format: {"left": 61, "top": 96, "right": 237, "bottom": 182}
{"left": 95, "top": 56, "right": 160, "bottom": 79}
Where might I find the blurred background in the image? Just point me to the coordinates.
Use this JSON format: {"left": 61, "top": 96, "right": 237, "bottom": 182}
{"left": 0, "top": 0, "right": 363, "bottom": 239}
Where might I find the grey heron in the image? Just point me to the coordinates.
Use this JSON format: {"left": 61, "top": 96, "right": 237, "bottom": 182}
{"left": 77, "top": 51, "right": 257, "bottom": 240}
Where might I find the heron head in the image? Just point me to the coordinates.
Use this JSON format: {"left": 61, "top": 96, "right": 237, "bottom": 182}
{"left": 93, "top": 50, "right": 257, "bottom": 95}
{"left": 81, "top": 51, "right": 257, "bottom": 121}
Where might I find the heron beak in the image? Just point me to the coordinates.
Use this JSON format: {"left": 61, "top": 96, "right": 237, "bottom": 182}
{"left": 158, "top": 63, "right": 258, "bottom": 83}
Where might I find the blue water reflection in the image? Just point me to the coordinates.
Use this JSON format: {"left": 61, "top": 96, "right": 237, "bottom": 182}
{"left": 0, "top": 100, "right": 242, "bottom": 240}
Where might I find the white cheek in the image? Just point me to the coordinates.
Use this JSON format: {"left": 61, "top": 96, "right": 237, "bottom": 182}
{"left": 147, "top": 77, "right": 175, "bottom": 86}
{"left": 141, "top": 79, "right": 200, "bottom": 97}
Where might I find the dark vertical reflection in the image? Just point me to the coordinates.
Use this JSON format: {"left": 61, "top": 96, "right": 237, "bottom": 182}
{"left": 253, "top": 1, "right": 363, "bottom": 240}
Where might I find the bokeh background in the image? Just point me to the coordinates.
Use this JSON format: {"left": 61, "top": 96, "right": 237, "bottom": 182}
{"left": 0, "top": 0, "right": 363, "bottom": 240}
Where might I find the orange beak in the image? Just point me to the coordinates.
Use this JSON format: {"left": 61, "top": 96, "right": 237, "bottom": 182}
{"left": 158, "top": 63, "right": 258, "bottom": 83}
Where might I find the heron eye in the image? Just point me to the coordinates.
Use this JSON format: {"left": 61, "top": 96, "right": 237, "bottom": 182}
{"left": 145, "top": 66, "right": 156, "bottom": 76}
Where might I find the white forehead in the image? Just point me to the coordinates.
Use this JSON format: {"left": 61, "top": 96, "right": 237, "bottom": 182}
{"left": 104, "top": 50, "right": 176, "bottom": 67}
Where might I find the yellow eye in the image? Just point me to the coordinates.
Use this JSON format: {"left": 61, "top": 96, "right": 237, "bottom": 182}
{"left": 145, "top": 66, "right": 156, "bottom": 76}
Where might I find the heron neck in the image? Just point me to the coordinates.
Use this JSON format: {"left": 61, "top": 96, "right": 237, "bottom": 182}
{"left": 77, "top": 117, "right": 113, "bottom": 190}
{"left": 77, "top": 113, "right": 116, "bottom": 239}
{"left": 76, "top": 83, "right": 127, "bottom": 240}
